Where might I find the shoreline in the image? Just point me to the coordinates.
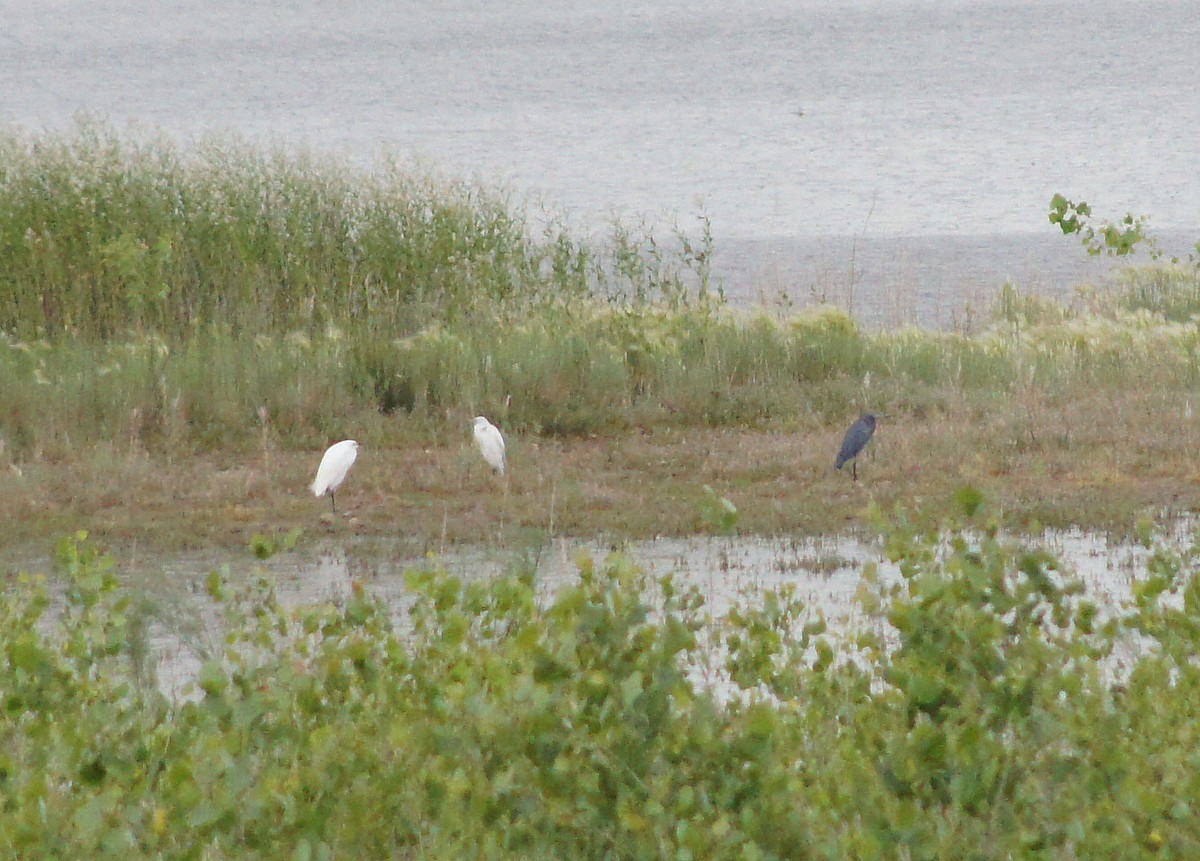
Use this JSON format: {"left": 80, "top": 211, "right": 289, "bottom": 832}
{"left": 714, "top": 230, "right": 1200, "bottom": 328}
{"left": 5, "top": 402, "right": 1198, "bottom": 566}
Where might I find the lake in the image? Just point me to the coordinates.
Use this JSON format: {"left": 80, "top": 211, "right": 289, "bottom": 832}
{"left": 2, "top": 0, "right": 1197, "bottom": 323}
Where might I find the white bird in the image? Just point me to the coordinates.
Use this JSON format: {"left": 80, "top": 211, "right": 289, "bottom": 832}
{"left": 311, "top": 439, "right": 359, "bottom": 513}
{"left": 472, "top": 416, "right": 506, "bottom": 476}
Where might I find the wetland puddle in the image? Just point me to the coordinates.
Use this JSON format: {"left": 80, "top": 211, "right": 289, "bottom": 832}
{"left": 119, "top": 522, "right": 1192, "bottom": 699}
{"left": 261, "top": 527, "right": 1173, "bottom": 621}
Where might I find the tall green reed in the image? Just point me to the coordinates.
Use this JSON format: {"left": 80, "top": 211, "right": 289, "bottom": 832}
{"left": 0, "top": 123, "right": 604, "bottom": 339}
{"left": 4, "top": 123, "right": 1200, "bottom": 457}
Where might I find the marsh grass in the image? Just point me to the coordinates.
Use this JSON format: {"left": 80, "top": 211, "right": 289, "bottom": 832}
{"left": 4, "top": 381, "right": 1200, "bottom": 557}
{"left": 1114, "top": 263, "right": 1200, "bottom": 321}
{"left": 6, "top": 280, "right": 1200, "bottom": 460}
{"left": 5, "top": 124, "right": 1200, "bottom": 456}
{"left": 0, "top": 122, "right": 713, "bottom": 342}
{"left": 4, "top": 125, "right": 1200, "bottom": 550}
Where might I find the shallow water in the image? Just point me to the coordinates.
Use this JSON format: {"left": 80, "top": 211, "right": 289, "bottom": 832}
{"left": 3, "top": 0, "right": 1197, "bottom": 321}
{"left": 125, "top": 522, "right": 1190, "bottom": 699}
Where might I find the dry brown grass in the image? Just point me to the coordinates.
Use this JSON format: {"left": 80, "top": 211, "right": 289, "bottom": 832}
{"left": 3, "top": 383, "right": 1197, "bottom": 565}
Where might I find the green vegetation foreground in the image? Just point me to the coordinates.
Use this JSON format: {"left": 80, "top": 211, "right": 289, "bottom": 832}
{"left": 5, "top": 513, "right": 1200, "bottom": 859}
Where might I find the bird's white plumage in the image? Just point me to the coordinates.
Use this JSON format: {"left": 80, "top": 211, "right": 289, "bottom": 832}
{"left": 472, "top": 416, "right": 506, "bottom": 475}
{"left": 311, "top": 439, "right": 359, "bottom": 498}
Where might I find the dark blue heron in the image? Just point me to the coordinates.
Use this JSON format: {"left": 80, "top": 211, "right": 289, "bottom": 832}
{"left": 836, "top": 413, "right": 879, "bottom": 481}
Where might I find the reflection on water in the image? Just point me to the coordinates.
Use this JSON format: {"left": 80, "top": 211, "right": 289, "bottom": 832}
{"left": 135, "top": 522, "right": 1188, "bottom": 700}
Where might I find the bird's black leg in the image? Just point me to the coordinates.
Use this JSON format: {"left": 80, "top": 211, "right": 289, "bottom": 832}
{"left": 852, "top": 460, "right": 858, "bottom": 481}
{"left": 330, "top": 492, "right": 337, "bottom": 515}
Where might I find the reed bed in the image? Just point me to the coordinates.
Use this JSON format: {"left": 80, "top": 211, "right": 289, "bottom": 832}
{"left": 2, "top": 123, "right": 1199, "bottom": 462}
{"left": 0, "top": 122, "right": 709, "bottom": 342}
{"left": 5, "top": 289, "right": 1200, "bottom": 460}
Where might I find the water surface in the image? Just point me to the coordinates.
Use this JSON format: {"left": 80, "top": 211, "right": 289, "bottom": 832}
{"left": 117, "top": 524, "right": 1182, "bottom": 698}
{"left": 3, "top": 0, "right": 1197, "bottom": 320}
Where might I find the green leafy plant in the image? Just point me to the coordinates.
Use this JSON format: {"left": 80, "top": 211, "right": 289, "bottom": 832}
{"left": 1048, "top": 193, "right": 1159, "bottom": 258}
{"left": 699, "top": 484, "right": 739, "bottom": 534}
{"left": 249, "top": 527, "right": 303, "bottom": 560}
{"left": 8, "top": 507, "right": 1200, "bottom": 858}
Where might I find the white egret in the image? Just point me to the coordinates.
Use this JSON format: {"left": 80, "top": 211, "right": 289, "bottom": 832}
{"left": 311, "top": 439, "right": 359, "bottom": 513}
{"left": 472, "top": 416, "right": 506, "bottom": 476}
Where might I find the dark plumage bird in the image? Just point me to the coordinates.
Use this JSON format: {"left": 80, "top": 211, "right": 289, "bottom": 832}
{"left": 836, "top": 413, "right": 878, "bottom": 481}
